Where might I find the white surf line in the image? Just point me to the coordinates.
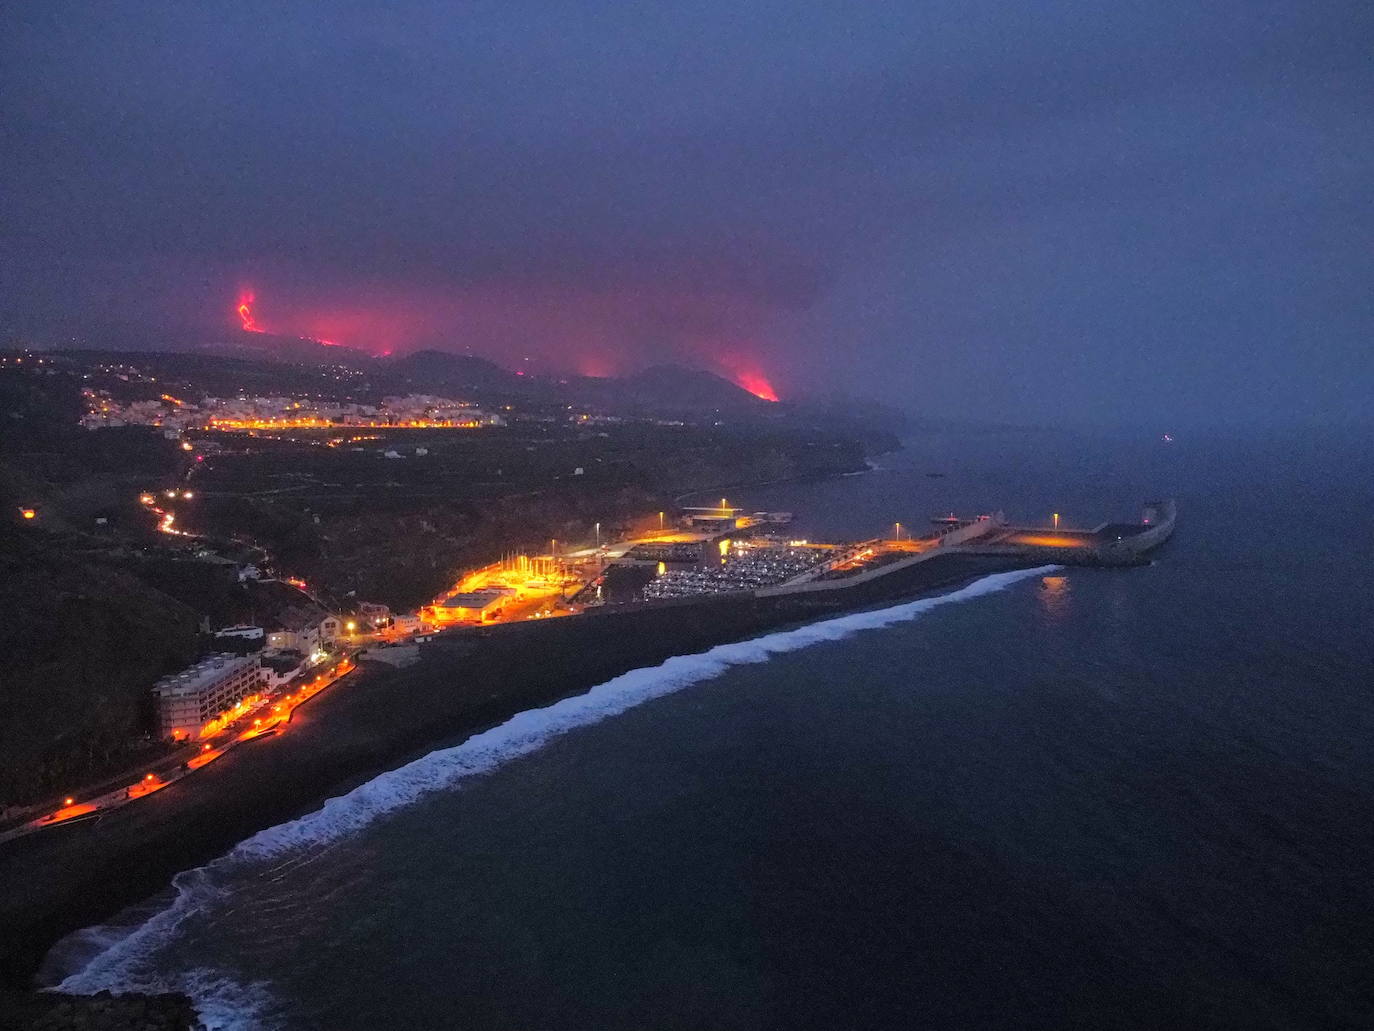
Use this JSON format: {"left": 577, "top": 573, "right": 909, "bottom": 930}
{"left": 55, "top": 565, "right": 1060, "bottom": 1005}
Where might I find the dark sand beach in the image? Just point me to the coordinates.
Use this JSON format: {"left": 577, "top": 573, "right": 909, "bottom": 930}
{"left": 0, "top": 552, "right": 1022, "bottom": 990}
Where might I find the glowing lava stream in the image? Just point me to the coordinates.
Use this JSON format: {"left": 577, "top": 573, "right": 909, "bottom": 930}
{"left": 236, "top": 293, "right": 262, "bottom": 333}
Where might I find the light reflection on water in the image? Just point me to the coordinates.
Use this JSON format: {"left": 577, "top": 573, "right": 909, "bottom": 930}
{"left": 1037, "top": 574, "right": 1071, "bottom": 621}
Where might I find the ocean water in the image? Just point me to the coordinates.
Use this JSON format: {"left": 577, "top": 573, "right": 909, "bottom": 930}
{"left": 46, "top": 426, "right": 1374, "bottom": 1030}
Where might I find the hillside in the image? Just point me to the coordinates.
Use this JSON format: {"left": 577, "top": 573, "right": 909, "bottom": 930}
{"left": 0, "top": 533, "right": 199, "bottom": 806}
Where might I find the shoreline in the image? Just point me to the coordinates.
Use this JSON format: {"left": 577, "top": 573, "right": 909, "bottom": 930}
{"left": 0, "top": 552, "right": 1030, "bottom": 993}
{"left": 670, "top": 449, "right": 890, "bottom": 506}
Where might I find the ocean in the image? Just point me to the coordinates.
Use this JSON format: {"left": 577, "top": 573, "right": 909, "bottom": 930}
{"left": 43, "top": 426, "right": 1374, "bottom": 1029}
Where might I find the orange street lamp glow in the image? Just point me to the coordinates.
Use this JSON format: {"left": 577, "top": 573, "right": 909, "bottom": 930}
{"left": 1053, "top": 512, "right": 1060, "bottom": 529}
{"left": 20, "top": 508, "right": 36, "bottom": 520}
{"left": 64, "top": 797, "right": 74, "bottom": 806}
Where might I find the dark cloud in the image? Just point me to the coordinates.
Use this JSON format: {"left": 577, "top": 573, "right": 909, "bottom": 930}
{"left": 2, "top": 1, "right": 1370, "bottom": 422}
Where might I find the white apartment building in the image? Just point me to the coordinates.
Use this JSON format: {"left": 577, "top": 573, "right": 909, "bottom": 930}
{"left": 151, "top": 653, "right": 263, "bottom": 740}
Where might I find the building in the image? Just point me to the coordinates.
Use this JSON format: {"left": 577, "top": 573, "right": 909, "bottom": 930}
{"left": 213, "top": 625, "right": 265, "bottom": 653}
{"left": 357, "top": 601, "right": 391, "bottom": 627}
{"left": 152, "top": 653, "right": 263, "bottom": 740}
{"left": 267, "top": 605, "right": 341, "bottom": 654}
{"left": 429, "top": 589, "right": 512, "bottom": 624}
{"left": 682, "top": 505, "right": 743, "bottom": 532}
{"left": 260, "top": 648, "right": 308, "bottom": 689}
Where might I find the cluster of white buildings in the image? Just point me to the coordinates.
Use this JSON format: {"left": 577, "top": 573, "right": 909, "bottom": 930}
{"left": 265, "top": 604, "right": 342, "bottom": 654}
{"left": 151, "top": 605, "right": 344, "bottom": 740}
{"left": 80, "top": 391, "right": 201, "bottom": 431}
{"left": 80, "top": 390, "right": 507, "bottom": 431}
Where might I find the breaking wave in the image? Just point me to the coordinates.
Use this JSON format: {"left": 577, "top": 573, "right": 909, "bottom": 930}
{"left": 51, "top": 565, "right": 1057, "bottom": 1024}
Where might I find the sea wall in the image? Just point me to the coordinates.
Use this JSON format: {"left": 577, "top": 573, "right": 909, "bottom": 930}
{"left": 1088, "top": 500, "right": 1178, "bottom": 564}
{"left": 936, "top": 518, "right": 1001, "bottom": 547}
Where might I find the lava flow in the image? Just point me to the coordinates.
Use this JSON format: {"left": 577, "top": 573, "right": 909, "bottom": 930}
{"left": 237, "top": 292, "right": 263, "bottom": 333}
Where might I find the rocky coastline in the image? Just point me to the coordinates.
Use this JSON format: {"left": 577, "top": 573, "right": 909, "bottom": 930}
{"left": 0, "top": 989, "right": 201, "bottom": 1031}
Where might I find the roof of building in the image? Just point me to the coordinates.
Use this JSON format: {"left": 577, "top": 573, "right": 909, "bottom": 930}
{"left": 260, "top": 649, "right": 306, "bottom": 673}
{"left": 274, "top": 603, "right": 332, "bottom": 632}
{"left": 152, "top": 653, "right": 258, "bottom": 697}
{"left": 438, "top": 590, "right": 510, "bottom": 609}
{"left": 214, "top": 624, "right": 264, "bottom": 637}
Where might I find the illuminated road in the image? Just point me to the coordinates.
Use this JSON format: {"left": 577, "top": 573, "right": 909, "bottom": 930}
{"left": 0, "top": 657, "right": 356, "bottom": 846}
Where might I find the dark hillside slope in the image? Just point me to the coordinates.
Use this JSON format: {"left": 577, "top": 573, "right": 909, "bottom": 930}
{"left": 0, "top": 535, "right": 199, "bottom": 807}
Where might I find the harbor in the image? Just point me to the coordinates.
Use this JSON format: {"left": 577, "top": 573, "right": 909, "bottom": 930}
{"left": 424, "top": 498, "right": 1178, "bottom": 639}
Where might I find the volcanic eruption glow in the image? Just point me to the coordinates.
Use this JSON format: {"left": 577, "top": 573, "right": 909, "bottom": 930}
{"left": 735, "top": 371, "right": 779, "bottom": 402}
{"left": 236, "top": 292, "right": 262, "bottom": 333}
{"left": 709, "top": 346, "right": 781, "bottom": 402}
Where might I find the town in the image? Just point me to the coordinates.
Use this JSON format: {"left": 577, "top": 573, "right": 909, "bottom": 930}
{"left": 0, "top": 345, "right": 902, "bottom": 838}
{"left": 1, "top": 346, "right": 1176, "bottom": 847}
{"left": 81, "top": 389, "right": 510, "bottom": 432}
{"left": 1, "top": 472, "right": 1175, "bottom": 845}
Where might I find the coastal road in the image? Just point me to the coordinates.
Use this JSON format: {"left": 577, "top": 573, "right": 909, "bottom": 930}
{"left": 0, "top": 657, "right": 357, "bottom": 848}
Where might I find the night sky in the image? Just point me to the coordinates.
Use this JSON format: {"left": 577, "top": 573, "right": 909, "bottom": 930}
{"left": 3, "top": 2, "right": 1370, "bottom": 424}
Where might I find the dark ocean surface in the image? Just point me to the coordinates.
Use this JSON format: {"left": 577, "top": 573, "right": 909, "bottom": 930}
{"left": 46, "top": 427, "right": 1374, "bottom": 1029}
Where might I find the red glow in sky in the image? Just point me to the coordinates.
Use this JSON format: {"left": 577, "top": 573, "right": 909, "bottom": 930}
{"left": 711, "top": 347, "right": 781, "bottom": 401}
{"left": 575, "top": 354, "right": 617, "bottom": 378}
{"left": 735, "top": 371, "right": 779, "bottom": 402}
{"left": 226, "top": 284, "right": 786, "bottom": 377}
{"left": 236, "top": 292, "right": 263, "bottom": 333}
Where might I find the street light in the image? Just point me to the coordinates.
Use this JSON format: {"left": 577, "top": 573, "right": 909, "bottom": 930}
{"left": 594, "top": 522, "right": 600, "bottom": 545}
{"left": 1053, "top": 512, "right": 1060, "bottom": 530}
{"left": 658, "top": 511, "right": 664, "bottom": 529}
{"left": 894, "top": 521, "right": 902, "bottom": 541}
